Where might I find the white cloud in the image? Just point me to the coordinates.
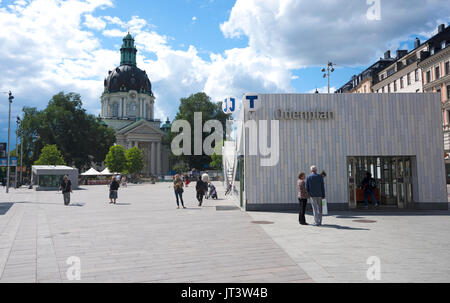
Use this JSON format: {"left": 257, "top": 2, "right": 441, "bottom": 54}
{"left": 0, "top": 0, "right": 294, "bottom": 123}
{"left": 192, "top": 16, "right": 197, "bottom": 21}
{"left": 102, "top": 28, "right": 126, "bottom": 37}
{"left": 221, "top": 0, "right": 450, "bottom": 67}
{"left": 84, "top": 14, "right": 106, "bottom": 30}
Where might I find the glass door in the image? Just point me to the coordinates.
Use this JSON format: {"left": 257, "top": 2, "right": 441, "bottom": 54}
{"left": 347, "top": 156, "right": 414, "bottom": 209}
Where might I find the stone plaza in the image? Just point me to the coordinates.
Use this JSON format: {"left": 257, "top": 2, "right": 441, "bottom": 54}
{"left": 0, "top": 183, "right": 449, "bottom": 283}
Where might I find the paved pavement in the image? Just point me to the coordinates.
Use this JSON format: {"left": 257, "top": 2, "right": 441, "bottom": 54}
{"left": 242, "top": 206, "right": 450, "bottom": 283}
{"left": 0, "top": 183, "right": 311, "bottom": 283}
{"left": 1, "top": 182, "right": 450, "bottom": 283}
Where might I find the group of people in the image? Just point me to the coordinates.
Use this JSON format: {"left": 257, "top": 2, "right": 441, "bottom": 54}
{"left": 173, "top": 173, "right": 217, "bottom": 209}
{"left": 297, "top": 166, "right": 326, "bottom": 226}
{"left": 297, "top": 166, "right": 379, "bottom": 226}
{"left": 59, "top": 174, "right": 126, "bottom": 206}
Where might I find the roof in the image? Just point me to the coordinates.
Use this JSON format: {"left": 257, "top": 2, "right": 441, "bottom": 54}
{"left": 32, "top": 165, "right": 77, "bottom": 170}
{"left": 81, "top": 168, "right": 101, "bottom": 176}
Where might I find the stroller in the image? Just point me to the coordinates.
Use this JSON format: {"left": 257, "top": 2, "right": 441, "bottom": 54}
{"left": 209, "top": 184, "right": 218, "bottom": 200}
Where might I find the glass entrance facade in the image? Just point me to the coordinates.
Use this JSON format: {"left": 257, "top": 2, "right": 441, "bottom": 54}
{"left": 347, "top": 156, "right": 414, "bottom": 209}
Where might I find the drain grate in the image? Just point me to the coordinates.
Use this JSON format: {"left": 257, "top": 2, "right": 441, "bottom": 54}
{"left": 251, "top": 221, "right": 274, "bottom": 225}
{"left": 353, "top": 220, "right": 377, "bottom": 223}
{"left": 216, "top": 206, "right": 240, "bottom": 211}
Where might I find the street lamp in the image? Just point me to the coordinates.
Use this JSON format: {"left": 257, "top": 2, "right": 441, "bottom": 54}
{"left": 3, "top": 91, "right": 14, "bottom": 193}
{"left": 321, "top": 62, "right": 336, "bottom": 94}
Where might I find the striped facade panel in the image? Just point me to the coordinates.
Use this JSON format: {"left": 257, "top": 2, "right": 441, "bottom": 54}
{"left": 243, "top": 93, "right": 447, "bottom": 210}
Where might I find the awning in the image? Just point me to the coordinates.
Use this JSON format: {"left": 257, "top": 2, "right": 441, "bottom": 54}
{"left": 81, "top": 168, "right": 101, "bottom": 176}
{"left": 100, "top": 168, "right": 119, "bottom": 175}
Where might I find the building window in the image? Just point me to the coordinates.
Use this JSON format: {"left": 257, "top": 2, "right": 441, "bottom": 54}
{"left": 435, "top": 66, "right": 440, "bottom": 80}
{"left": 394, "top": 80, "right": 397, "bottom": 92}
{"left": 388, "top": 84, "right": 391, "bottom": 93}
{"left": 128, "top": 102, "right": 137, "bottom": 117}
{"left": 447, "top": 85, "right": 450, "bottom": 101}
{"left": 415, "top": 69, "right": 419, "bottom": 82}
{"left": 400, "top": 77, "right": 404, "bottom": 89}
{"left": 445, "top": 61, "right": 450, "bottom": 75}
{"left": 112, "top": 103, "right": 119, "bottom": 117}
{"left": 407, "top": 73, "right": 411, "bottom": 86}
{"left": 426, "top": 71, "right": 431, "bottom": 83}
{"left": 382, "top": 87, "right": 385, "bottom": 93}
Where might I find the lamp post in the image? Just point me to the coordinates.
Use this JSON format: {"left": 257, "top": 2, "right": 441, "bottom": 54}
{"left": 15, "top": 116, "right": 20, "bottom": 188}
{"left": 321, "top": 62, "right": 336, "bottom": 94}
{"left": 6, "top": 91, "right": 14, "bottom": 193}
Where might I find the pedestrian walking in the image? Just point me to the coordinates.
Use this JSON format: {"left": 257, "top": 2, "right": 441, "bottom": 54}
{"left": 297, "top": 172, "right": 309, "bottom": 225}
{"left": 59, "top": 175, "right": 72, "bottom": 206}
{"left": 121, "top": 176, "right": 127, "bottom": 188}
{"left": 360, "top": 172, "right": 379, "bottom": 209}
{"left": 174, "top": 174, "right": 186, "bottom": 209}
{"left": 196, "top": 176, "right": 208, "bottom": 207}
{"left": 109, "top": 176, "right": 120, "bottom": 204}
{"left": 185, "top": 175, "right": 190, "bottom": 187}
{"left": 202, "top": 173, "right": 210, "bottom": 199}
{"left": 306, "top": 166, "right": 325, "bottom": 226}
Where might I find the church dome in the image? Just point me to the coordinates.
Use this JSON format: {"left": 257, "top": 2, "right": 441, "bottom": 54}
{"left": 103, "top": 33, "right": 153, "bottom": 96}
{"left": 105, "top": 65, "right": 152, "bottom": 96}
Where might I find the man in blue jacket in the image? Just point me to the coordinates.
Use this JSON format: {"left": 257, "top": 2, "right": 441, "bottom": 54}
{"left": 306, "top": 165, "right": 325, "bottom": 226}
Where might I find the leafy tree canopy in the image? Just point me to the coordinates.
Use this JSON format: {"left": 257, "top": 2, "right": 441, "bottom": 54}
{"left": 18, "top": 92, "right": 116, "bottom": 170}
{"left": 105, "top": 145, "right": 127, "bottom": 174}
{"left": 34, "top": 145, "right": 66, "bottom": 166}
{"left": 125, "top": 146, "right": 144, "bottom": 176}
{"left": 165, "top": 92, "right": 229, "bottom": 170}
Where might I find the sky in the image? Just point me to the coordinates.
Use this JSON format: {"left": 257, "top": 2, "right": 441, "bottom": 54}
{"left": 1, "top": 0, "right": 450, "bottom": 149}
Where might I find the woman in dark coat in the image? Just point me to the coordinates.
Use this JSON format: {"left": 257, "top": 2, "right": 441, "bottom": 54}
{"left": 196, "top": 176, "right": 208, "bottom": 207}
{"left": 109, "top": 176, "right": 120, "bottom": 204}
{"left": 298, "top": 172, "right": 309, "bottom": 225}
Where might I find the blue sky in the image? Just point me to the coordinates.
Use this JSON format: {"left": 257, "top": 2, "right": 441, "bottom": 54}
{"left": 0, "top": 0, "right": 449, "bottom": 150}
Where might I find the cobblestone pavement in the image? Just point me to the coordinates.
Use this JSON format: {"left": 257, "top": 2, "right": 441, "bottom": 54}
{"left": 0, "top": 183, "right": 311, "bottom": 283}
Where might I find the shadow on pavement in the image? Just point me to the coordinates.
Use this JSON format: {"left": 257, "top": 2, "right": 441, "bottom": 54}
{"left": 0, "top": 202, "right": 14, "bottom": 215}
{"left": 319, "top": 224, "right": 370, "bottom": 231}
{"left": 69, "top": 203, "right": 86, "bottom": 207}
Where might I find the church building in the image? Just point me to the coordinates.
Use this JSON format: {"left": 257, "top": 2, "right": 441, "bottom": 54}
{"left": 101, "top": 33, "right": 170, "bottom": 176}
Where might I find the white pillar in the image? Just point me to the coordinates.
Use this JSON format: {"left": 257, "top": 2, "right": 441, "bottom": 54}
{"left": 156, "top": 141, "right": 161, "bottom": 175}
{"left": 148, "top": 143, "right": 152, "bottom": 176}
{"left": 151, "top": 141, "right": 157, "bottom": 175}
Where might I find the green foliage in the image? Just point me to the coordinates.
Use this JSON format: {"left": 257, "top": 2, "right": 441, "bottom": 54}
{"left": 210, "top": 152, "right": 223, "bottom": 170}
{"left": 18, "top": 92, "right": 116, "bottom": 170}
{"left": 125, "top": 147, "right": 144, "bottom": 176}
{"left": 105, "top": 145, "right": 127, "bottom": 173}
{"left": 166, "top": 92, "right": 230, "bottom": 170}
{"left": 34, "top": 145, "right": 66, "bottom": 166}
{"left": 172, "top": 163, "right": 190, "bottom": 174}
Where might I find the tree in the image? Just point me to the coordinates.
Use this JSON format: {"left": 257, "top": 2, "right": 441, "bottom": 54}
{"left": 34, "top": 145, "right": 66, "bottom": 166}
{"left": 18, "top": 92, "right": 116, "bottom": 170}
{"left": 210, "top": 152, "right": 223, "bottom": 170}
{"left": 125, "top": 147, "right": 144, "bottom": 179}
{"left": 166, "top": 92, "right": 229, "bottom": 170}
{"left": 105, "top": 145, "right": 127, "bottom": 174}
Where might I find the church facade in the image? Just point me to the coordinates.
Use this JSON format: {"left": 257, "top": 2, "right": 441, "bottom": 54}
{"left": 101, "top": 33, "right": 170, "bottom": 176}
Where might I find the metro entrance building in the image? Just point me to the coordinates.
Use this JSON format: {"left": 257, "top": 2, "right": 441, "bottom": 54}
{"left": 226, "top": 93, "right": 448, "bottom": 211}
